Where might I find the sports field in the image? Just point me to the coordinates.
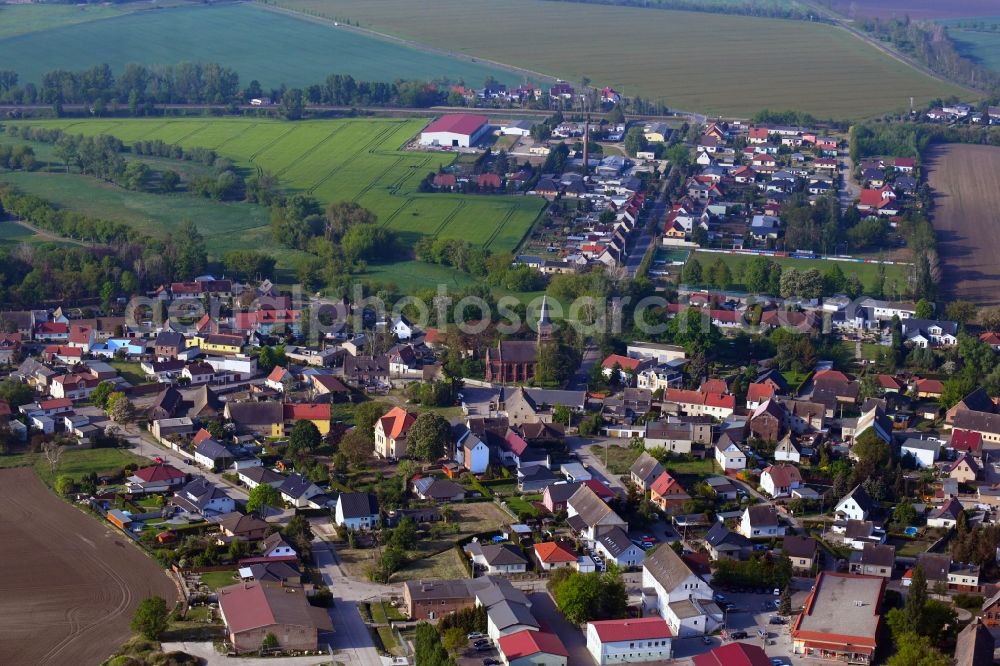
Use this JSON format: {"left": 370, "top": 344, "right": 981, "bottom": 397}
{"left": 0, "top": 2, "right": 522, "bottom": 90}
{"left": 0, "top": 467, "right": 177, "bottom": 666}
{"left": 691, "top": 251, "right": 911, "bottom": 296}
{"left": 10, "top": 118, "right": 544, "bottom": 255}
{"left": 274, "top": 0, "right": 964, "bottom": 118}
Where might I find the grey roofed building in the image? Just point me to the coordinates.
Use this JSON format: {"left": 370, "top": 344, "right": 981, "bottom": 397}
{"left": 705, "top": 476, "right": 738, "bottom": 497}
{"left": 246, "top": 561, "right": 301, "bottom": 583}
{"left": 279, "top": 473, "right": 317, "bottom": 500}
{"left": 596, "top": 525, "right": 638, "bottom": 558}
{"left": 902, "top": 437, "right": 940, "bottom": 452}
{"left": 195, "top": 438, "right": 232, "bottom": 462}
{"left": 224, "top": 401, "right": 284, "bottom": 430}
{"left": 630, "top": 451, "right": 665, "bottom": 488}
{"left": 705, "top": 522, "right": 751, "bottom": 556}
{"left": 154, "top": 330, "right": 184, "bottom": 349}
{"left": 518, "top": 464, "right": 559, "bottom": 491}
{"left": 643, "top": 541, "right": 699, "bottom": 592}
{"left": 150, "top": 386, "right": 185, "bottom": 419}
{"left": 545, "top": 481, "right": 583, "bottom": 504}
{"left": 468, "top": 575, "right": 531, "bottom": 609}
{"left": 172, "top": 477, "right": 231, "bottom": 514}
{"left": 915, "top": 552, "right": 951, "bottom": 581}
{"left": 839, "top": 484, "right": 875, "bottom": 517}
{"left": 953, "top": 409, "right": 1000, "bottom": 436}
{"left": 522, "top": 388, "right": 587, "bottom": 411}
{"left": 843, "top": 519, "right": 876, "bottom": 540}
{"left": 337, "top": 492, "right": 379, "bottom": 519}
{"left": 404, "top": 578, "right": 472, "bottom": 603}
{"left": 413, "top": 476, "right": 466, "bottom": 501}
{"left": 955, "top": 618, "right": 994, "bottom": 666}
{"left": 240, "top": 466, "right": 284, "bottom": 486}
{"left": 489, "top": 599, "right": 540, "bottom": 633}
{"left": 567, "top": 485, "right": 623, "bottom": 528}
{"left": 782, "top": 535, "right": 817, "bottom": 559}
{"left": 260, "top": 532, "right": 295, "bottom": 556}
{"left": 851, "top": 543, "right": 895, "bottom": 568}
{"left": 745, "top": 503, "right": 780, "bottom": 527}
{"left": 475, "top": 543, "right": 528, "bottom": 567}
{"left": 794, "top": 573, "right": 883, "bottom": 646}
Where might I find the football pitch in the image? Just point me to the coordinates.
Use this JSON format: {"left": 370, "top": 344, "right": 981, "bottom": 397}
{"left": 11, "top": 118, "right": 544, "bottom": 254}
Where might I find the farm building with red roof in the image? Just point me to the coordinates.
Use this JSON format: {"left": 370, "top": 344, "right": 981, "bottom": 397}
{"left": 497, "top": 629, "right": 568, "bottom": 665}
{"left": 218, "top": 581, "right": 332, "bottom": 654}
{"left": 420, "top": 114, "right": 491, "bottom": 148}
{"left": 693, "top": 642, "right": 770, "bottom": 666}
{"left": 586, "top": 617, "right": 673, "bottom": 663}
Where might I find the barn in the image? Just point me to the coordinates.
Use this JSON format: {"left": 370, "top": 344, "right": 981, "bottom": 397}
{"left": 420, "top": 114, "right": 491, "bottom": 148}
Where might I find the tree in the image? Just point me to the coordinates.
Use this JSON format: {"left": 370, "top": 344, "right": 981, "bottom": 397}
{"left": 160, "top": 169, "right": 180, "bottom": 193}
{"left": 549, "top": 569, "right": 628, "bottom": 624}
{"left": 779, "top": 586, "right": 792, "bottom": 615}
{"left": 324, "top": 201, "right": 377, "bottom": 241}
{"left": 853, "top": 430, "right": 892, "bottom": 470}
{"left": 247, "top": 483, "right": 282, "bottom": 515}
{"left": 407, "top": 412, "right": 450, "bottom": 462}
{"left": 354, "top": 401, "right": 389, "bottom": 441}
{"left": 109, "top": 395, "right": 135, "bottom": 425}
{"left": 388, "top": 517, "right": 418, "bottom": 551}
{"left": 289, "top": 420, "right": 321, "bottom": 453}
{"left": 261, "top": 632, "right": 279, "bottom": 651}
{"left": 130, "top": 596, "right": 169, "bottom": 641}
{"left": 280, "top": 87, "right": 305, "bottom": 120}
{"left": 623, "top": 126, "right": 648, "bottom": 157}
{"left": 906, "top": 565, "right": 927, "bottom": 630}
{"left": 914, "top": 298, "right": 934, "bottom": 319}
{"left": 441, "top": 626, "right": 466, "bottom": 653}
{"left": 91, "top": 381, "right": 115, "bottom": 410}
{"left": 41, "top": 441, "right": 63, "bottom": 474}
{"left": 945, "top": 300, "right": 976, "bottom": 327}
{"left": 887, "top": 633, "right": 950, "bottom": 666}
{"left": 0, "top": 378, "right": 33, "bottom": 407}
{"left": 55, "top": 474, "right": 75, "bottom": 496}
{"left": 340, "top": 430, "right": 373, "bottom": 468}
{"left": 682, "top": 258, "right": 703, "bottom": 285}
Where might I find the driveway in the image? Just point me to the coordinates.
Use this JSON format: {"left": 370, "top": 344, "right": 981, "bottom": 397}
{"left": 161, "top": 642, "right": 334, "bottom": 665}
{"left": 527, "top": 591, "right": 596, "bottom": 666}
{"left": 565, "top": 436, "right": 626, "bottom": 493}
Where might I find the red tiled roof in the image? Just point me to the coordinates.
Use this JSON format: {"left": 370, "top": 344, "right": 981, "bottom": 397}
{"left": 39, "top": 398, "right": 72, "bottom": 409}
{"left": 423, "top": 114, "right": 490, "bottom": 136}
{"left": 877, "top": 374, "right": 903, "bottom": 390}
{"left": 749, "top": 127, "right": 769, "bottom": 140}
{"left": 700, "top": 378, "right": 728, "bottom": 394}
{"left": 601, "top": 354, "right": 643, "bottom": 371}
{"left": 192, "top": 428, "right": 214, "bottom": 445}
{"left": 534, "top": 541, "right": 577, "bottom": 563}
{"left": 650, "top": 471, "right": 684, "bottom": 497}
{"left": 748, "top": 383, "right": 775, "bottom": 402}
{"left": 497, "top": 630, "right": 568, "bottom": 660}
{"left": 68, "top": 325, "right": 92, "bottom": 344}
{"left": 981, "top": 332, "right": 1000, "bottom": 346}
{"left": 693, "top": 643, "right": 770, "bottom": 666}
{"left": 916, "top": 378, "right": 944, "bottom": 394}
{"left": 283, "top": 403, "right": 329, "bottom": 422}
{"left": 505, "top": 429, "right": 529, "bottom": 456}
{"left": 951, "top": 429, "right": 983, "bottom": 453}
{"left": 858, "top": 188, "right": 895, "bottom": 208}
{"left": 423, "top": 328, "right": 442, "bottom": 344}
{"left": 894, "top": 157, "right": 915, "bottom": 168}
{"left": 582, "top": 479, "right": 615, "bottom": 500}
{"left": 763, "top": 463, "right": 802, "bottom": 487}
{"left": 133, "top": 463, "right": 186, "bottom": 483}
{"left": 589, "top": 617, "right": 672, "bottom": 642}
{"left": 267, "top": 366, "right": 288, "bottom": 382}
{"left": 36, "top": 322, "right": 68, "bottom": 334}
{"left": 379, "top": 406, "right": 417, "bottom": 439}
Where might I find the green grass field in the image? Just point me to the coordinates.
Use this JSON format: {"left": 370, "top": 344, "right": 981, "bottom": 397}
{"left": 0, "top": 3, "right": 127, "bottom": 40}
{"left": 691, "top": 251, "right": 911, "bottom": 295}
{"left": 273, "top": 0, "right": 965, "bottom": 118}
{"left": 0, "top": 446, "right": 151, "bottom": 486}
{"left": 944, "top": 24, "right": 1000, "bottom": 73}
{"left": 0, "top": 2, "right": 522, "bottom": 90}
{"left": 9, "top": 118, "right": 545, "bottom": 259}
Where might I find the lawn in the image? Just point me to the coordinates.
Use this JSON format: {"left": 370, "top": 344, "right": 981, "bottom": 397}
{"left": 590, "top": 444, "right": 643, "bottom": 476}
{"left": 0, "top": 446, "right": 150, "bottom": 486}
{"left": 691, "top": 251, "right": 911, "bottom": 297}
{"left": 0, "top": 2, "right": 523, "bottom": 90}
{"left": 274, "top": 0, "right": 965, "bottom": 118}
{"left": 108, "top": 360, "right": 149, "bottom": 387}
{"left": 10, "top": 118, "right": 545, "bottom": 261}
{"left": 199, "top": 570, "right": 239, "bottom": 590}
{"left": 391, "top": 547, "right": 468, "bottom": 583}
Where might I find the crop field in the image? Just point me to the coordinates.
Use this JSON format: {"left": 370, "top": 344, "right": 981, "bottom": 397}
{"left": 0, "top": 468, "right": 177, "bottom": 666}
{"left": 691, "top": 251, "right": 911, "bottom": 296}
{"left": 0, "top": 2, "right": 521, "bottom": 90}
{"left": 0, "top": 3, "right": 127, "bottom": 39}
{"left": 925, "top": 143, "right": 1000, "bottom": 307}
{"left": 11, "top": 118, "right": 544, "bottom": 257}
{"left": 820, "top": 0, "right": 1000, "bottom": 19}
{"left": 274, "top": 0, "right": 964, "bottom": 118}
{"left": 942, "top": 24, "right": 1000, "bottom": 73}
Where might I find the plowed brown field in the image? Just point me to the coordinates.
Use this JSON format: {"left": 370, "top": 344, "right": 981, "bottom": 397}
{"left": 926, "top": 143, "right": 1000, "bottom": 307}
{"left": 0, "top": 468, "right": 177, "bottom": 666}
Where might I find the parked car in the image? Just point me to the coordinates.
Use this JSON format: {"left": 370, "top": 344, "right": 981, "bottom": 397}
{"left": 769, "top": 616, "right": 785, "bottom": 625}
{"left": 483, "top": 659, "right": 500, "bottom": 666}
{"left": 702, "top": 636, "right": 712, "bottom": 645}
{"left": 467, "top": 632, "right": 484, "bottom": 640}
{"left": 729, "top": 630, "right": 748, "bottom": 640}
{"left": 773, "top": 588, "right": 781, "bottom": 596}
{"left": 713, "top": 593, "right": 726, "bottom": 603}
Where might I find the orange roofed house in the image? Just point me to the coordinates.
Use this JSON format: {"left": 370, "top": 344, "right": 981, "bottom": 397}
{"left": 792, "top": 572, "right": 885, "bottom": 664}
{"left": 374, "top": 406, "right": 417, "bottom": 460}
{"left": 650, "top": 471, "right": 690, "bottom": 512}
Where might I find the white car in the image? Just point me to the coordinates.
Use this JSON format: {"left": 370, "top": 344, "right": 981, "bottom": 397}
{"left": 467, "top": 632, "right": 484, "bottom": 640}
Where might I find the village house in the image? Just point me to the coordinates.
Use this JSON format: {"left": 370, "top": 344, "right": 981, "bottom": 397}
{"left": 848, "top": 543, "right": 895, "bottom": 578}
{"left": 374, "top": 406, "right": 417, "bottom": 460}
{"left": 335, "top": 492, "right": 380, "bottom": 530}
{"left": 738, "top": 504, "right": 785, "bottom": 539}
{"left": 403, "top": 579, "right": 474, "bottom": 620}
{"left": 641, "top": 544, "right": 719, "bottom": 638}
{"left": 217, "top": 581, "right": 332, "bottom": 654}
{"left": 783, "top": 535, "right": 817, "bottom": 573}
{"left": 704, "top": 522, "right": 752, "bottom": 561}
{"left": 760, "top": 464, "right": 802, "bottom": 498}
{"left": 466, "top": 542, "right": 528, "bottom": 575}
{"left": 567, "top": 484, "right": 628, "bottom": 547}
{"left": 533, "top": 541, "right": 578, "bottom": 571}
{"left": 586, "top": 617, "right": 673, "bottom": 665}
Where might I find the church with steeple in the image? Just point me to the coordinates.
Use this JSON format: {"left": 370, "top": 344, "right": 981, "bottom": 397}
{"left": 484, "top": 296, "right": 553, "bottom": 384}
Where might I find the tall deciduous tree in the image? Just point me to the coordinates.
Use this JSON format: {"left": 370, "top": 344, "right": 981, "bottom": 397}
{"left": 407, "top": 412, "right": 450, "bottom": 462}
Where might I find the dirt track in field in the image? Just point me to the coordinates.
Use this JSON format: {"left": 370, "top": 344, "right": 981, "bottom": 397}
{"left": 0, "top": 468, "right": 177, "bottom": 666}
{"left": 926, "top": 143, "right": 1000, "bottom": 308}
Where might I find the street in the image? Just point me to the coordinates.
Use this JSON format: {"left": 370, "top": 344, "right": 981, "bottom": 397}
{"left": 624, "top": 178, "right": 670, "bottom": 277}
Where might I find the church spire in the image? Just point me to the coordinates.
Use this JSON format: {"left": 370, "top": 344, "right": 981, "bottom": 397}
{"left": 537, "top": 295, "right": 553, "bottom": 343}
